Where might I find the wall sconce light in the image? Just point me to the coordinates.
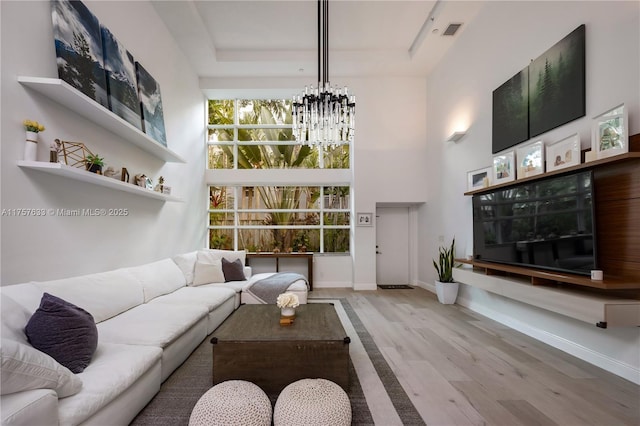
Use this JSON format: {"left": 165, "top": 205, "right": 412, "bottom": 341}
{"left": 446, "top": 131, "right": 467, "bottom": 143}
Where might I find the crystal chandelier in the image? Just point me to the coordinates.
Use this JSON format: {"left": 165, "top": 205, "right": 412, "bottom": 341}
{"left": 292, "top": 0, "right": 355, "bottom": 147}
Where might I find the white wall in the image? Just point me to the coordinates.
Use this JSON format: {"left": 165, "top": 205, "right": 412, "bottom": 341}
{"left": 1, "top": 1, "right": 206, "bottom": 285}
{"left": 423, "top": 1, "right": 640, "bottom": 382}
{"left": 350, "top": 77, "right": 429, "bottom": 290}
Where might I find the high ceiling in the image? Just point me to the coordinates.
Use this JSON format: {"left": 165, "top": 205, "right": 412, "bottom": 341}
{"left": 152, "top": 0, "right": 485, "bottom": 79}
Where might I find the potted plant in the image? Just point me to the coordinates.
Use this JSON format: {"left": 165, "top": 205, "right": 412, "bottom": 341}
{"left": 85, "top": 154, "right": 104, "bottom": 174}
{"left": 432, "top": 238, "right": 460, "bottom": 304}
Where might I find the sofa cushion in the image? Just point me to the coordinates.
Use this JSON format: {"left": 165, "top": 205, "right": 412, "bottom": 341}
{"left": 57, "top": 343, "right": 162, "bottom": 426}
{"left": 0, "top": 389, "right": 58, "bottom": 426}
{"left": 25, "top": 293, "right": 98, "bottom": 374}
{"left": 97, "top": 304, "right": 208, "bottom": 348}
{"left": 0, "top": 338, "right": 82, "bottom": 398}
{"left": 0, "top": 291, "right": 42, "bottom": 344}
{"left": 149, "top": 285, "right": 236, "bottom": 312}
{"left": 222, "top": 258, "right": 246, "bottom": 282}
{"left": 197, "top": 249, "right": 246, "bottom": 266}
{"left": 217, "top": 280, "right": 245, "bottom": 293}
{"left": 126, "top": 258, "right": 186, "bottom": 302}
{"left": 193, "top": 260, "right": 225, "bottom": 286}
{"left": 172, "top": 251, "right": 197, "bottom": 285}
{"left": 34, "top": 269, "right": 144, "bottom": 323}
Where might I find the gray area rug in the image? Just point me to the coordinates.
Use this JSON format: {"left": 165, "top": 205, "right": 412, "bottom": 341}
{"left": 131, "top": 299, "right": 423, "bottom": 425}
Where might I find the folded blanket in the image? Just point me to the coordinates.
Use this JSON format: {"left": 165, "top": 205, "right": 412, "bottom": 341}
{"left": 245, "top": 272, "right": 309, "bottom": 304}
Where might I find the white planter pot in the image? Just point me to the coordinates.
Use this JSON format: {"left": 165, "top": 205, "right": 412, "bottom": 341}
{"left": 24, "top": 131, "right": 38, "bottom": 161}
{"left": 280, "top": 307, "right": 296, "bottom": 318}
{"left": 435, "top": 280, "right": 459, "bottom": 304}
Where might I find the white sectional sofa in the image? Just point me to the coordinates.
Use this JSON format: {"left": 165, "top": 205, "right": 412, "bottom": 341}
{"left": 0, "top": 249, "right": 309, "bottom": 426}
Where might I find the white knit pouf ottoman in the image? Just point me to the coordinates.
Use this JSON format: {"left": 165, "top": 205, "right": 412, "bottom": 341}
{"left": 273, "top": 378, "right": 351, "bottom": 426}
{"left": 189, "top": 380, "right": 272, "bottom": 426}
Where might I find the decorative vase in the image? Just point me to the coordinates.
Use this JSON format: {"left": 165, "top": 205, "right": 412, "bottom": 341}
{"left": 280, "top": 307, "right": 296, "bottom": 318}
{"left": 24, "top": 131, "right": 38, "bottom": 161}
{"left": 435, "top": 280, "right": 459, "bottom": 304}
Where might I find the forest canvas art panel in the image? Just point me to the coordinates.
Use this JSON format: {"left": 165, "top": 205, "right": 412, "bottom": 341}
{"left": 529, "top": 24, "right": 586, "bottom": 137}
{"left": 51, "top": 0, "right": 108, "bottom": 108}
{"left": 101, "top": 26, "right": 142, "bottom": 130}
{"left": 492, "top": 68, "right": 529, "bottom": 153}
{"left": 136, "top": 62, "right": 167, "bottom": 146}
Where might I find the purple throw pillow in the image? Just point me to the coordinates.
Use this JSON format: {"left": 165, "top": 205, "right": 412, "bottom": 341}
{"left": 25, "top": 293, "right": 98, "bottom": 373}
{"left": 222, "top": 258, "right": 246, "bottom": 282}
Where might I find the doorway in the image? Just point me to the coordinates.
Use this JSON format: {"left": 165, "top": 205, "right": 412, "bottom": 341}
{"left": 376, "top": 207, "right": 410, "bottom": 285}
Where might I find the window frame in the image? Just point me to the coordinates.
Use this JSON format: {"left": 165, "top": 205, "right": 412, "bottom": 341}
{"left": 208, "top": 99, "right": 347, "bottom": 170}
{"left": 206, "top": 98, "right": 352, "bottom": 254}
{"left": 208, "top": 185, "right": 351, "bottom": 253}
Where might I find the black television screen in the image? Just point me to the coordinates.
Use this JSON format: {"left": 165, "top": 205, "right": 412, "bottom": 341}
{"left": 473, "top": 170, "right": 596, "bottom": 275}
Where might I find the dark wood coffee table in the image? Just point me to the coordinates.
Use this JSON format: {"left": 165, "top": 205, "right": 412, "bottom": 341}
{"left": 210, "top": 303, "right": 350, "bottom": 393}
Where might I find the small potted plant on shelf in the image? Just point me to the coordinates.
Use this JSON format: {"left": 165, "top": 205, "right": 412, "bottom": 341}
{"left": 85, "top": 154, "right": 104, "bottom": 174}
{"left": 432, "top": 238, "right": 460, "bottom": 304}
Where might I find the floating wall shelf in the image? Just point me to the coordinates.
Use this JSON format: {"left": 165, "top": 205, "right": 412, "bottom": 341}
{"left": 453, "top": 267, "right": 640, "bottom": 328}
{"left": 18, "top": 161, "right": 183, "bottom": 202}
{"left": 457, "top": 259, "right": 639, "bottom": 290}
{"left": 18, "top": 76, "right": 186, "bottom": 164}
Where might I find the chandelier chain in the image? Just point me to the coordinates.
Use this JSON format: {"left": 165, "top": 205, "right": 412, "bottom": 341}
{"left": 292, "top": 0, "right": 355, "bottom": 147}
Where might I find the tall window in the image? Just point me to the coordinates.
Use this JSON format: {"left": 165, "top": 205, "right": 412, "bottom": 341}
{"left": 209, "top": 185, "right": 350, "bottom": 253}
{"left": 207, "top": 99, "right": 349, "bottom": 169}
{"left": 207, "top": 99, "right": 351, "bottom": 253}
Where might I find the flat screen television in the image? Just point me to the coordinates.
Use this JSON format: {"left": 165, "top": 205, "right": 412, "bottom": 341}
{"left": 472, "top": 170, "right": 596, "bottom": 276}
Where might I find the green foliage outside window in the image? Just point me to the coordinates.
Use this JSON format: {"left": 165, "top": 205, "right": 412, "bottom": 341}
{"left": 208, "top": 186, "right": 350, "bottom": 253}
{"left": 206, "top": 99, "right": 350, "bottom": 253}
{"left": 207, "top": 100, "right": 348, "bottom": 170}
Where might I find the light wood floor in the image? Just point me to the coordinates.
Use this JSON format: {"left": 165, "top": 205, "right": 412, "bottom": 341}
{"left": 310, "top": 287, "right": 640, "bottom": 426}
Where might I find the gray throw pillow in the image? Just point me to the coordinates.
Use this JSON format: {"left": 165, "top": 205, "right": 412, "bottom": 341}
{"left": 25, "top": 293, "right": 98, "bottom": 373}
{"left": 222, "top": 258, "right": 246, "bottom": 282}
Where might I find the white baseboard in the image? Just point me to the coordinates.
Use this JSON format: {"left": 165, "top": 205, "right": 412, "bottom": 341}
{"left": 353, "top": 282, "right": 377, "bottom": 291}
{"left": 313, "top": 281, "right": 352, "bottom": 289}
{"left": 415, "top": 280, "right": 435, "bottom": 292}
{"left": 456, "top": 293, "right": 640, "bottom": 385}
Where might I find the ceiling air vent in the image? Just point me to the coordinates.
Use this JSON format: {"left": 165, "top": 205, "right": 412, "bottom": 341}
{"left": 442, "top": 23, "right": 462, "bottom": 36}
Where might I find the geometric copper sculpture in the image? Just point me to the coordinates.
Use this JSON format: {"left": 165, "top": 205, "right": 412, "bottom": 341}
{"left": 58, "top": 139, "right": 94, "bottom": 169}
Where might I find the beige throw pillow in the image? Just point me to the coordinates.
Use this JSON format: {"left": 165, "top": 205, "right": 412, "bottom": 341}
{"left": 197, "top": 249, "right": 246, "bottom": 266}
{"left": 193, "top": 260, "right": 225, "bottom": 286}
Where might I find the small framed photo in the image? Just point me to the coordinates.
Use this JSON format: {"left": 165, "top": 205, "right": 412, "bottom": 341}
{"left": 493, "top": 151, "right": 515, "bottom": 184}
{"left": 592, "top": 104, "right": 628, "bottom": 159}
{"left": 467, "top": 167, "right": 492, "bottom": 191}
{"left": 356, "top": 212, "right": 373, "bottom": 227}
{"left": 516, "top": 140, "right": 544, "bottom": 179}
{"left": 546, "top": 133, "right": 580, "bottom": 172}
